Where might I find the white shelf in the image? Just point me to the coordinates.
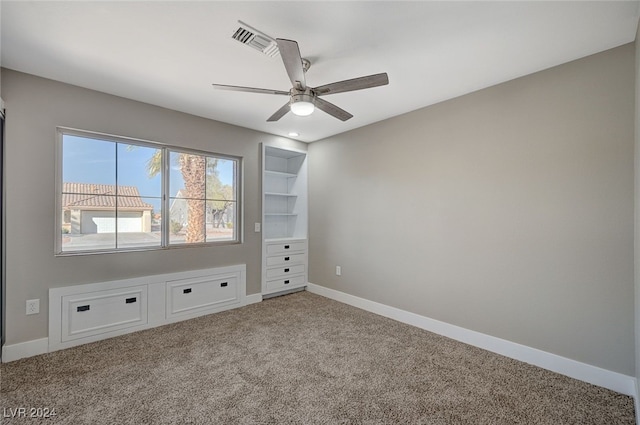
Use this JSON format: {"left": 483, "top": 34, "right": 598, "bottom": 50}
{"left": 262, "top": 144, "right": 308, "bottom": 296}
{"left": 265, "top": 146, "right": 306, "bottom": 159}
{"left": 265, "top": 192, "right": 298, "bottom": 197}
{"left": 265, "top": 170, "right": 297, "bottom": 178}
{"left": 264, "top": 237, "right": 306, "bottom": 243}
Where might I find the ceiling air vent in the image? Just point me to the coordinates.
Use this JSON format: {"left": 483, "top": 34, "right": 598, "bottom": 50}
{"left": 232, "top": 21, "right": 279, "bottom": 58}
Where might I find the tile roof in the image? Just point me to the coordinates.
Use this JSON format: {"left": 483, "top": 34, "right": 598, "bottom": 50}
{"left": 62, "top": 183, "right": 153, "bottom": 210}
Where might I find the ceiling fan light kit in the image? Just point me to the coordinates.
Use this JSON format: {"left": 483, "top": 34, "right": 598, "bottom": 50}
{"left": 213, "top": 31, "right": 389, "bottom": 122}
{"left": 290, "top": 93, "right": 315, "bottom": 116}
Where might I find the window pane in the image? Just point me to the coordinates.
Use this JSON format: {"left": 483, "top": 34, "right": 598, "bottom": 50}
{"left": 205, "top": 157, "right": 237, "bottom": 243}
{"left": 62, "top": 135, "right": 119, "bottom": 252}
{"left": 117, "top": 144, "right": 161, "bottom": 198}
{"left": 62, "top": 135, "right": 115, "bottom": 189}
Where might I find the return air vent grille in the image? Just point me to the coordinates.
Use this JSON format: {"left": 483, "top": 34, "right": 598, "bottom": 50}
{"left": 232, "top": 21, "right": 279, "bottom": 58}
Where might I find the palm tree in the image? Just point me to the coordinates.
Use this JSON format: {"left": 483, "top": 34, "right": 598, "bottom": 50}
{"left": 145, "top": 149, "right": 230, "bottom": 243}
{"left": 177, "top": 153, "right": 207, "bottom": 242}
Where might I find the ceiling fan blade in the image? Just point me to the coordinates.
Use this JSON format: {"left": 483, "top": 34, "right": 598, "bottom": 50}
{"left": 212, "top": 84, "right": 289, "bottom": 96}
{"left": 314, "top": 73, "right": 389, "bottom": 96}
{"left": 276, "top": 39, "right": 306, "bottom": 90}
{"left": 267, "top": 102, "right": 291, "bottom": 122}
{"left": 314, "top": 97, "right": 353, "bottom": 121}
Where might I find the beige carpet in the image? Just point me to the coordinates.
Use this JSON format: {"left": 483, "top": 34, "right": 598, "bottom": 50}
{"left": 0, "top": 291, "right": 635, "bottom": 424}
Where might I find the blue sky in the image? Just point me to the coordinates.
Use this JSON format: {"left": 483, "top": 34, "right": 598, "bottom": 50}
{"left": 62, "top": 135, "right": 235, "bottom": 211}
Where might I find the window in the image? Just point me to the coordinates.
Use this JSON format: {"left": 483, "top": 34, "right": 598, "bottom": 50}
{"left": 168, "top": 151, "right": 238, "bottom": 244}
{"left": 57, "top": 129, "right": 240, "bottom": 254}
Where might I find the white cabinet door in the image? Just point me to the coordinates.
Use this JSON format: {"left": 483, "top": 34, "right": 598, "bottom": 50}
{"left": 166, "top": 275, "right": 240, "bottom": 318}
{"left": 62, "top": 286, "right": 148, "bottom": 342}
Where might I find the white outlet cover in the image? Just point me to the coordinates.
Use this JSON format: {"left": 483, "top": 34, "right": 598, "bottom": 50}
{"left": 26, "top": 299, "right": 40, "bottom": 315}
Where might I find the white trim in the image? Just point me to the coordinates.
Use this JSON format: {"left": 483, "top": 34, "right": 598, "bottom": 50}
{"left": 307, "top": 283, "right": 637, "bottom": 397}
{"left": 245, "top": 293, "right": 263, "bottom": 305}
{"left": 2, "top": 338, "right": 49, "bottom": 362}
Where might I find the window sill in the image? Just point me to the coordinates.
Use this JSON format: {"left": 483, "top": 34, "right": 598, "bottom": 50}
{"left": 55, "top": 240, "right": 241, "bottom": 257}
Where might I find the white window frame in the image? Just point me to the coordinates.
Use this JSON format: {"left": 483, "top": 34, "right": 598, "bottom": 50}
{"left": 55, "top": 127, "right": 242, "bottom": 255}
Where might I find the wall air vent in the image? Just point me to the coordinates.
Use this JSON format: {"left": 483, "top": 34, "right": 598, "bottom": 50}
{"left": 232, "top": 21, "right": 279, "bottom": 58}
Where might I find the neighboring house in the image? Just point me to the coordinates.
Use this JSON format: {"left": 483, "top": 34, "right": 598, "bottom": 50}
{"left": 169, "top": 189, "right": 233, "bottom": 229}
{"left": 169, "top": 189, "right": 188, "bottom": 227}
{"left": 62, "top": 182, "right": 153, "bottom": 234}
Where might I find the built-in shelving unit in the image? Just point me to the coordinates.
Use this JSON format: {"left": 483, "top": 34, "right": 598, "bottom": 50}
{"left": 261, "top": 144, "right": 308, "bottom": 296}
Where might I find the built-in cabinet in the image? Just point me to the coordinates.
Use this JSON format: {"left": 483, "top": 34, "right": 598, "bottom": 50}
{"left": 262, "top": 145, "right": 308, "bottom": 296}
{"left": 49, "top": 265, "right": 246, "bottom": 352}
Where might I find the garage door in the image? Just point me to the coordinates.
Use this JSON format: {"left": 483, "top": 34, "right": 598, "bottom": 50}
{"left": 117, "top": 212, "right": 143, "bottom": 232}
{"left": 81, "top": 211, "right": 143, "bottom": 234}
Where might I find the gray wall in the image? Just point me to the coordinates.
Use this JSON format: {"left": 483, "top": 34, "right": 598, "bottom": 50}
{"left": 309, "top": 44, "right": 635, "bottom": 375}
{"left": 2, "top": 69, "right": 305, "bottom": 345}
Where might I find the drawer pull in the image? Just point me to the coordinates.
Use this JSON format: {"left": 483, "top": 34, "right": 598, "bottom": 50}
{"left": 284, "top": 245, "right": 290, "bottom": 249}
{"left": 284, "top": 257, "right": 290, "bottom": 261}
{"left": 77, "top": 305, "right": 90, "bottom": 312}
{"left": 284, "top": 268, "right": 290, "bottom": 273}
{"left": 220, "top": 282, "right": 228, "bottom": 287}
{"left": 284, "top": 280, "right": 290, "bottom": 284}
{"left": 125, "top": 297, "right": 137, "bottom": 304}
{"left": 183, "top": 288, "right": 192, "bottom": 294}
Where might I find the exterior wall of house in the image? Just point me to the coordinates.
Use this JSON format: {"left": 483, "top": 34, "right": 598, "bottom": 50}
{"left": 1, "top": 69, "right": 305, "bottom": 346}
{"left": 70, "top": 209, "right": 81, "bottom": 235}
{"left": 309, "top": 44, "right": 635, "bottom": 375}
{"left": 142, "top": 210, "right": 151, "bottom": 233}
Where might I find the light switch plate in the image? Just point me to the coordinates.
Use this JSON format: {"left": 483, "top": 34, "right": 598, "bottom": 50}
{"left": 254, "top": 222, "right": 261, "bottom": 232}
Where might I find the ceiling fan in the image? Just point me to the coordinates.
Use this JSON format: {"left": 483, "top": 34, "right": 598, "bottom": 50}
{"left": 212, "top": 38, "right": 389, "bottom": 122}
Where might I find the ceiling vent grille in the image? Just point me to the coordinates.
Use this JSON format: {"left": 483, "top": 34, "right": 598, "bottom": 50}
{"left": 232, "top": 21, "right": 279, "bottom": 58}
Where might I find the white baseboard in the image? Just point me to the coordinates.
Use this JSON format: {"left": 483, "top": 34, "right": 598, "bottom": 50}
{"left": 245, "top": 293, "right": 263, "bottom": 305}
{"left": 307, "top": 282, "right": 637, "bottom": 398}
{"left": 2, "top": 338, "right": 49, "bottom": 362}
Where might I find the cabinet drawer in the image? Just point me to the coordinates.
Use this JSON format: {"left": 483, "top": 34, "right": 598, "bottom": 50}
{"left": 266, "top": 241, "right": 306, "bottom": 255}
{"left": 62, "top": 286, "right": 147, "bottom": 342}
{"left": 266, "top": 264, "right": 305, "bottom": 279}
{"left": 265, "top": 274, "right": 306, "bottom": 292}
{"left": 166, "top": 275, "right": 239, "bottom": 318}
{"left": 266, "top": 253, "right": 305, "bottom": 267}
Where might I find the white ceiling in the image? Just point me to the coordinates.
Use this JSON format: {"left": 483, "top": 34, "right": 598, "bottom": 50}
{"left": 2, "top": 1, "right": 639, "bottom": 142}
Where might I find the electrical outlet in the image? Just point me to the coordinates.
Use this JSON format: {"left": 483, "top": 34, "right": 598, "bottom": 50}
{"left": 26, "top": 299, "right": 40, "bottom": 315}
{"left": 336, "top": 266, "right": 341, "bottom": 276}
{"left": 254, "top": 222, "right": 261, "bottom": 232}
